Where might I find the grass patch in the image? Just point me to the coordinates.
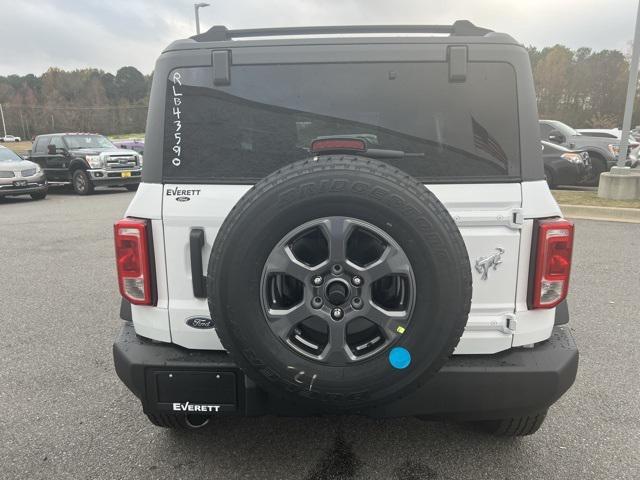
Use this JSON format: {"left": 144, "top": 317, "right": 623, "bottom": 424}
{"left": 552, "top": 189, "right": 640, "bottom": 209}
{"left": 2, "top": 141, "right": 32, "bottom": 156}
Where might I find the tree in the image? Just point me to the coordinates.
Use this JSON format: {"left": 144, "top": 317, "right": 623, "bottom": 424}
{"left": 528, "top": 45, "right": 639, "bottom": 128}
{"left": 1, "top": 46, "right": 639, "bottom": 136}
{"left": 534, "top": 45, "right": 573, "bottom": 119}
{"left": 114, "top": 66, "right": 147, "bottom": 102}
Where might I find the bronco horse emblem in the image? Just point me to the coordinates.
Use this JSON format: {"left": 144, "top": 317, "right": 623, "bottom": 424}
{"left": 475, "top": 248, "right": 505, "bottom": 280}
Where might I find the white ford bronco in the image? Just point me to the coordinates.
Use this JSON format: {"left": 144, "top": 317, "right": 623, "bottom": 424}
{"left": 113, "top": 21, "right": 578, "bottom": 436}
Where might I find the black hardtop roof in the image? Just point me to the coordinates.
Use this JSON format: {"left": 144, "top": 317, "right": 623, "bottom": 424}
{"left": 164, "top": 20, "right": 518, "bottom": 52}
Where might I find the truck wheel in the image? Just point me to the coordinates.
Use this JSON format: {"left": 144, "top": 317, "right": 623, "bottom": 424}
{"left": 30, "top": 190, "right": 47, "bottom": 200}
{"left": 125, "top": 184, "right": 139, "bottom": 192}
{"left": 72, "top": 169, "right": 94, "bottom": 195}
{"left": 475, "top": 411, "right": 547, "bottom": 436}
{"left": 146, "top": 413, "right": 211, "bottom": 430}
{"left": 208, "top": 156, "right": 472, "bottom": 410}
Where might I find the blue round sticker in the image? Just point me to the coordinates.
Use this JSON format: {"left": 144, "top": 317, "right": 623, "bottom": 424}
{"left": 389, "top": 347, "right": 411, "bottom": 369}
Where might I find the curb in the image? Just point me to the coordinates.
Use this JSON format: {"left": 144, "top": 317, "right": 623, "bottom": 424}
{"left": 559, "top": 204, "right": 640, "bottom": 223}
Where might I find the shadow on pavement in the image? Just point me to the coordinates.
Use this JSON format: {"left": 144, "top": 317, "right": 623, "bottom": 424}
{"left": 0, "top": 185, "right": 133, "bottom": 204}
{"left": 143, "top": 415, "right": 520, "bottom": 480}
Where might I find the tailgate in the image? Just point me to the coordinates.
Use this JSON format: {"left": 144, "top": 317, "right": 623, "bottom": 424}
{"left": 162, "top": 182, "right": 522, "bottom": 354}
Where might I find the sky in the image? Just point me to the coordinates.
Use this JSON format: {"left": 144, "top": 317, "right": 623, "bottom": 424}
{"left": 1, "top": 0, "right": 638, "bottom": 76}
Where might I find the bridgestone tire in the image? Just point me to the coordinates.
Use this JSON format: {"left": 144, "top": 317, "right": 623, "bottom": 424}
{"left": 208, "top": 156, "right": 472, "bottom": 409}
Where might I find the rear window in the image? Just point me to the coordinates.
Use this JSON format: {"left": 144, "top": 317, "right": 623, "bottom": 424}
{"left": 163, "top": 61, "right": 521, "bottom": 183}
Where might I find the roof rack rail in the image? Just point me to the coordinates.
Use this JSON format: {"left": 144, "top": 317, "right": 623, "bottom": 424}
{"left": 192, "top": 20, "right": 492, "bottom": 42}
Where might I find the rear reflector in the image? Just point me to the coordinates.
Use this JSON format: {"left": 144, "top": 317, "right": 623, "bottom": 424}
{"left": 531, "top": 218, "right": 574, "bottom": 309}
{"left": 310, "top": 138, "right": 367, "bottom": 154}
{"left": 114, "top": 218, "right": 154, "bottom": 305}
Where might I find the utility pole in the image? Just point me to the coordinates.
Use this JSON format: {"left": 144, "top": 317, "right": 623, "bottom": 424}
{"left": 19, "top": 110, "right": 26, "bottom": 139}
{"left": 618, "top": 0, "right": 640, "bottom": 166}
{"left": 194, "top": 3, "right": 210, "bottom": 34}
{"left": 0, "top": 103, "right": 6, "bottom": 137}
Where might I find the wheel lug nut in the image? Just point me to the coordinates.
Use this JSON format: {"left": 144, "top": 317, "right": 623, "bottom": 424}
{"left": 311, "top": 297, "right": 324, "bottom": 309}
{"left": 351, "top": 297, "right": 363, "bottom": 310}
{"left": 351, "top": 275, "right": 362, "bottom": 287}
{"left": 312, "top": 275, "right": 323, "bottom": 286}
{"left": 331, "top": 308, "right": 344, "bottom": 320}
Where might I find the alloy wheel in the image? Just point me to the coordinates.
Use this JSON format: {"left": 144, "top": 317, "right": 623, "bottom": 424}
{"left": 261, "top": 217, "right": 416, "bottom": 365}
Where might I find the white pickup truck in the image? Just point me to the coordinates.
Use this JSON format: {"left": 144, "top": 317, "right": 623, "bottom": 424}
{"left": 0, "top": 134, "right": 22, "bottom": 142}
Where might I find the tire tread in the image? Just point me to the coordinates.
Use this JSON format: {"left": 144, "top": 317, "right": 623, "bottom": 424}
{"left": 478, "top": 411, "right": 547, "bottom": 436}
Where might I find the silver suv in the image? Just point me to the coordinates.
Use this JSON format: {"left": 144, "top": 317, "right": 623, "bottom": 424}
{"left": 0, "top": 146, "right": 47, "bottom": 200}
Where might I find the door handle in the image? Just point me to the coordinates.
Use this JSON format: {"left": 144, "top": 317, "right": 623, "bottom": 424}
{"left": 189, "top": 228, "right": 207, "bottom": 298}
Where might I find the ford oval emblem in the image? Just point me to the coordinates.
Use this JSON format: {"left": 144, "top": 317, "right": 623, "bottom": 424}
{"left": 185, "top": 316, "right": 214, "bottom": 329}
{"left": 176, "top": 196, "right": 191, "bottom": 202}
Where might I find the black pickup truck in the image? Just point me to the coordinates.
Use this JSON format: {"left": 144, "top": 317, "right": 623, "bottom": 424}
{"left": 27, "top": 133, "right": 142, "bottom": 195}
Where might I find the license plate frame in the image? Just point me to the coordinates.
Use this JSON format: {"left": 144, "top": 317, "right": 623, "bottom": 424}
{"left": 13, "top": 180, "right": 28, "bottom": 187}
{"left": 121, "top": 171, "right": 132, "bottom": 178}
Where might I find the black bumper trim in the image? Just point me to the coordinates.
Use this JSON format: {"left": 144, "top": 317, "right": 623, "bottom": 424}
{"left": 0, "top": 184, "right": 47, "bottom": 196}
{"left": 93, "top": 177, "right": 141, "bottom": 186}
{"left": 120, "top": 299, "right": 132, "bottom": 321}
{"left": 554, "top": 300, "right": 569, "bottom": 325}
{"left": 113, "top": 323, "right": 578, "bottom": 420}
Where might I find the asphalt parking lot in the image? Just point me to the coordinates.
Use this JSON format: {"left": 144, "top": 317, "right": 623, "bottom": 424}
{"left": 0, "top": 189, "right": 639, "bottom": 480}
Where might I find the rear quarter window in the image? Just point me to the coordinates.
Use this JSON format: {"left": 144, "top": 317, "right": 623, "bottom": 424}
{"left": 163, "top": 60, "right": 521, "bottom": 183}
{"left": 33, "top": 137, "right": 48, "bottom": 154}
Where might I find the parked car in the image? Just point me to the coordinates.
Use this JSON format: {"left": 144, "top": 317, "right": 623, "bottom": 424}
{"left": 26, "top": 133, "right": 142, "bottom": 195}
{"left": 112, "top": 139, "right": 144, "bottom": 156}
{"left": 539, "top": 119, "right": 637, "bottom": 183}
{"left": 0, "top": 134, "right": 22, "bottom": 142}
{"left": 0, "top": 145, "right": 47, "bottom": 200}
{"left": 541, "top": 140, "right": 591, "bottom": 188}
{"left": 575, "top": 128, "right": 629, "bottom": 139}
{"left": 576, "top": 128, "right": 640, "bottom": 165}
{"left": 113, "top": 21, "right": 578, "bottom": 436}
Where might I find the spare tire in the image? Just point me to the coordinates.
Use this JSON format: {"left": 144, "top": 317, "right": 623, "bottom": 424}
{"left": 208, "top": 156, "right": 472, "bottom": 409}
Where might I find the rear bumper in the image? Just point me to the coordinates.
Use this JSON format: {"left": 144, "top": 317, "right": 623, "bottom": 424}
{"left": 113, "top": 322, "right": 578, "bottom": 420}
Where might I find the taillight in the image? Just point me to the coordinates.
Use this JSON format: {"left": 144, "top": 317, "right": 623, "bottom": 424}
{"left": 310, "top": 138, "right": 367, "bottom": 154}
{"left": 530, "top": 218, "right": 574, "bottom": 309}
{"left": 114, "top": 218, "right": 154, "bottom": 305}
